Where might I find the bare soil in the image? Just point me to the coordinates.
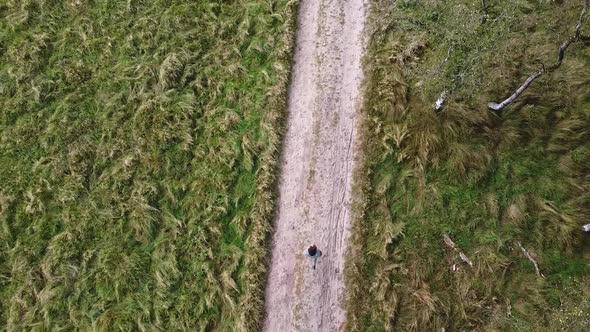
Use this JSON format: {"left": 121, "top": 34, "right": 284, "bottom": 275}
{"left": 263, "top": 0, "right": 368, "bottom": 331}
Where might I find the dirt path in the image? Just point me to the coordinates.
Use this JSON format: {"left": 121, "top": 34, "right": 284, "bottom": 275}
{"left": 263, "top": 0, "right": 368, "bottom": 331}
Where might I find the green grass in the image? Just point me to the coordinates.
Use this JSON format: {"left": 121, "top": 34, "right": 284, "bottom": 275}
{"left": 0, "top": 0, "right": 297, "bottom": 330}
{"left": 346, "top": 0, "right": 590, "bottom": 330}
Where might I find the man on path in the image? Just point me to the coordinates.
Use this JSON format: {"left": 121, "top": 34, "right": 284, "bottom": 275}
{"left": 304, "top": 244, "right": 322, "bottom": 270}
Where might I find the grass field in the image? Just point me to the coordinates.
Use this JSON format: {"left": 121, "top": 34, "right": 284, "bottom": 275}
{"left": 346, "top": 0, "right": 590, "bottom": 330}
{"left": 0, "top": 0, "right": 297, "bottom": 330}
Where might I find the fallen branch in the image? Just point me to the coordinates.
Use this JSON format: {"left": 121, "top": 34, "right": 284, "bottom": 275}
{"left": 443, "top": 234, "right": 474, "bottom": 267}
{"left": 488, "top": 0, "right": 590, "bottom": 112}
{"left": 516, "top": 241, "right": 545, "bottom": 278}
{"left": 434, "top": 90, "right": 447, "bottom": 112}
{"left": 487, "top": 70, "right": 544, "bottom": 111}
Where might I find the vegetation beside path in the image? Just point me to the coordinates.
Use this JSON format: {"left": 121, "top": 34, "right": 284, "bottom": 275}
{"left": 0, "top": 1, "right": 297, "bottom": 330}
{"left": 347, "top": 0, "right": 590, "bottom": 330}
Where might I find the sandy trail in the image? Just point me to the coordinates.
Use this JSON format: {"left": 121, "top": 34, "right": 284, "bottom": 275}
{"left": 263, "top": 0, "right": 368, "bottom": 331}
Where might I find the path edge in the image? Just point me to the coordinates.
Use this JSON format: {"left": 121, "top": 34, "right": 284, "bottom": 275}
{"left": 343, "top": 1, "right": 381, "bottom": 331}
{"left": 237, "top": 1, "right": 301, "bottom": 331}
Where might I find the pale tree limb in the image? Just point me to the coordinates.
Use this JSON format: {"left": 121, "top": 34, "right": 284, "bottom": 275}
{"left": 516, "top": 241, "right": 545, "bottom": 278}
{"left": 443, "top": 234, "right": 474, "bottom": 268}
{"left": 488, "top": 0, "right": 590, "bottom": 112}
{"left": 434, "top": 90, "right": 447, "bottom": 112}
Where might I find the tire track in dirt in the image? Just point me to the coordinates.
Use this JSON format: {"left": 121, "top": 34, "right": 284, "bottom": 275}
{"left": 263, "top": 0, "right": 368, "bottom": 331}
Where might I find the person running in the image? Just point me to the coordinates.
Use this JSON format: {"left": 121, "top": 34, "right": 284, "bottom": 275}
{"left": 304, "top": 244, "right": 322, "bottom": 270}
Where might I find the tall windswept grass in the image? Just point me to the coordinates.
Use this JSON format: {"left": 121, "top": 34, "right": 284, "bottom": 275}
{"left": 347, "top": 0, "right": 590, "bottom": 330}
{"left": 0, "top": 0, "right": 298, "bottom": 330}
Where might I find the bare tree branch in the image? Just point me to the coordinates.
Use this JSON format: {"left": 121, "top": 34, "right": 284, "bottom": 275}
{"left": 434, "top": 90, "right": 447, "bottom": 112}
{"left": 489, "top": 0, "right": 590, "bottom": 112}
{"left": 488, "top": 69, "right": 544, "bottom": 111}
{"left": 443, "top": 234, "right": 474, "bottom": 267}
{"left": 517, "top": 241, "right": 545, "bottom": 278}
{"left": 575, "top": 0, "right": 590, "bottom": 36}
